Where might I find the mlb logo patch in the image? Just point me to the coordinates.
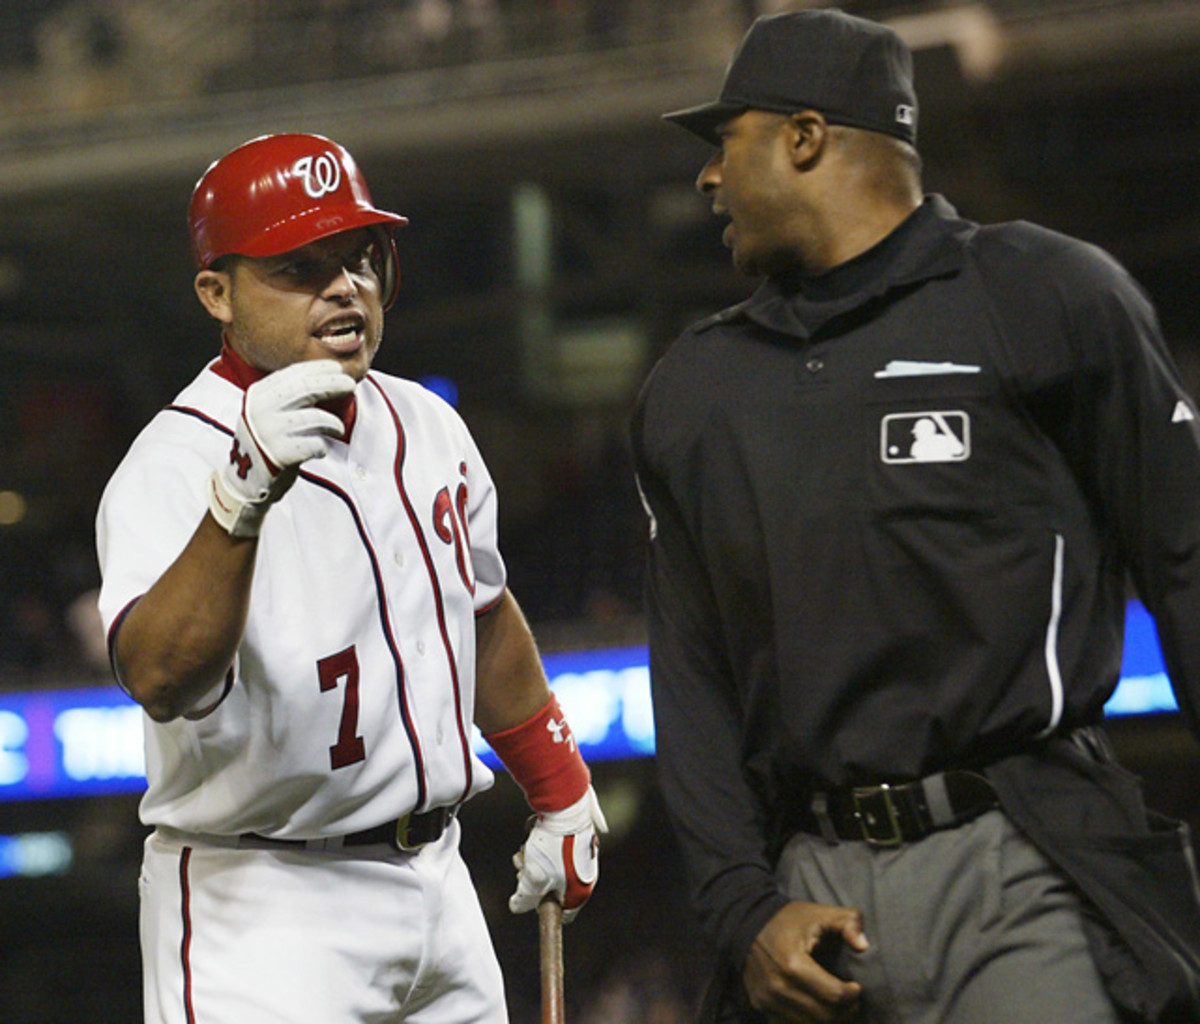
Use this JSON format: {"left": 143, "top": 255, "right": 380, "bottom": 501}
{"left": 881, "top": 411, "right": 970, "bottom": 464}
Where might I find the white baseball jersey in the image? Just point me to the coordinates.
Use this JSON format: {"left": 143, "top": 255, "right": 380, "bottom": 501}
{"left": 96, "top": 350, "right": 504, "bottom": 839}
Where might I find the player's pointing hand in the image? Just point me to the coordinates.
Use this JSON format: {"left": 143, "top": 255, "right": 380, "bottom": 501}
{"left": 208, "top": 358, "right": 356, "bottom": 538}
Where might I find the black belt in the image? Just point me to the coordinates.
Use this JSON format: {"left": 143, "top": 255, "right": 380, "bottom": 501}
{"left": 240, "top": 806, "right": 455, "bottom": 853}
{"left": 798, "top": 771, "right": 998, "bottom": 847}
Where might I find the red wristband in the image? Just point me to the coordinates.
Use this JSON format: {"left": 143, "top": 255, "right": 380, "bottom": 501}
{"left": 483, "top": 694, "right": 590, "bottom": 812}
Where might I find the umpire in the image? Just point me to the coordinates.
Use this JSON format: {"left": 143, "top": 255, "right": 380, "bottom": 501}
{"left": 631, "top": 9, "right": 1200, "bottom": 1024}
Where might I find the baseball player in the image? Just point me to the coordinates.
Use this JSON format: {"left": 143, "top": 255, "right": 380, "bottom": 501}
{"left": 95, "top": 133, "right": 606, "bottom": 1023}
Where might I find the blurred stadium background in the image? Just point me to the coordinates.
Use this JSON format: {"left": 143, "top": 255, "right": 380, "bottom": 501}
{"left": 1, "top": 0, "right": 1199, "bottom": 1020}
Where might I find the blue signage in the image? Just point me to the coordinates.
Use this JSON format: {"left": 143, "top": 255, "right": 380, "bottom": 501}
{"left": 0, "top": 601, "right": 1181, "bottom": 803}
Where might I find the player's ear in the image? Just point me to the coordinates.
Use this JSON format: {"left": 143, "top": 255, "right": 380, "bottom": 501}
{"left": 194, "top": 268, "right": 234, "bottom": 325}
{"left": 785, "top": 110, "right": 827, "bottom": 169}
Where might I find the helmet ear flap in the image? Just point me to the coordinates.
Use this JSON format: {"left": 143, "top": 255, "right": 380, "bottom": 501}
{"left": 371, "top": 225, "right": 401, "bottom": 310}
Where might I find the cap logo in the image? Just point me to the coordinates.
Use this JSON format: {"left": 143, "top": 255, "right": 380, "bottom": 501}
{"left": 895, "top": 104, "right": 915, "bottom": 127}
{"left": 293, "top": 151, "right": 342, "bottom": 199}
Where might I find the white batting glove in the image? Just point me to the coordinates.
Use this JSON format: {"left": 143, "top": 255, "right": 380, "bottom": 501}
{"left": 208, "top": 359, "right": 356, "bottom": 538}
{"left": 510, "top": 786, "right": 608, "bottom": 924}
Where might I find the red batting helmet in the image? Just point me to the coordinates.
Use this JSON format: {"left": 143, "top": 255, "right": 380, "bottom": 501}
{"left": 188, "top": 133, "right": 408, "bottom": 308}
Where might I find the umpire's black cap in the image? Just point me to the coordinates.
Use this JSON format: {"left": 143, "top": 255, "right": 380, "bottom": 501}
{"left": 663, "top": 9, "right": 918, "bottom": 146}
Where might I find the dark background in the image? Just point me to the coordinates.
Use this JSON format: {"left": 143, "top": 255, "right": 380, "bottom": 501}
{"left": 1, "top": 1, "right": 1199, "bottom": 1020}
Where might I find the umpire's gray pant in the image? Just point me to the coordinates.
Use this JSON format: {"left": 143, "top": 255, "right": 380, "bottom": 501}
{"left": 777, "top": 809, "right": 1122, "bottom": 1023}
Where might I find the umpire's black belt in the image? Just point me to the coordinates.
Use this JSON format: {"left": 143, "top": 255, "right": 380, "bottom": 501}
{"left": 799, "top": 771, "right": 998, "bottom": 847}
{"left": 237, "top": 806, "right": 455, "bottom": 853}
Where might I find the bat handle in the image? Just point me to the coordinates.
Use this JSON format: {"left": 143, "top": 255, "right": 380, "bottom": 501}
{"left": 538, "top": 896, "right": 565, "bottom": 1024}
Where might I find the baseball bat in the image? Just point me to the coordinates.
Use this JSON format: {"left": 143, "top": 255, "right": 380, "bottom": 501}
{"left": 538, "top": 896, "right": 565, "bottom": 1024}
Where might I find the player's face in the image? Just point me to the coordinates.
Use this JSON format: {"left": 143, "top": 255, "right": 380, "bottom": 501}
{"left": 212, "top": 228, "right": 388, "bottom": 381}
{"left": 696, "top": 111, "right": 806, "bottom": 278}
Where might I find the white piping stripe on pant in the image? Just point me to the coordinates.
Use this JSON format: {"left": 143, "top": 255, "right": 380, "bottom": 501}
{"left": 1036, "top": 532, "right": 1066, "bottom": 739}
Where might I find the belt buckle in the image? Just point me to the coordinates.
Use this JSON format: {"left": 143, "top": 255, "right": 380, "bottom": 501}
{"left": 852, "top": 784, "right": 904, "bottom": 847}
{"left": 394, "top": 813, "right": 423, "bottom": 852}
{"left": 393, "top": 808, "right": 448, "bottom": 852}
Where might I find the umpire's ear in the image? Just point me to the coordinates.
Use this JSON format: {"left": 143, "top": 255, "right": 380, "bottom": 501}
{"left": 194, "top": 267, "right": 234, "bottom": 326}
{"left": 785, "top": 109, "right": 829, "bottom": 170}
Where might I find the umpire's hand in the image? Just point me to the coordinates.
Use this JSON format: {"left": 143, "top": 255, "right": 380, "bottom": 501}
{"left": 743, "top": 900, "right": 869, "bottom": 1023}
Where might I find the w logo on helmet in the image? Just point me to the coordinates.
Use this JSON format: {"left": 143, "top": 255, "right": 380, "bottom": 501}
{"left": 293, "top": 152, "right": 342, "bottom": 199}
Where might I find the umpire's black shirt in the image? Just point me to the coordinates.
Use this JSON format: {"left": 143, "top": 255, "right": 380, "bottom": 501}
{"left": 630, "top": 196, "right": 1200, "bottom": 966}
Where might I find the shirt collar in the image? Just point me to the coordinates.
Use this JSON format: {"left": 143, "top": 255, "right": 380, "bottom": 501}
{"left": 712, "top": 195, "right": 972, "bottom": 340}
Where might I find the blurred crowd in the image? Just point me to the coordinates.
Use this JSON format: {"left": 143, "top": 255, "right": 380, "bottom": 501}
{"left": 0, "top": 0, "right": 921, "bottom": 117}
{"left": 1, "top": 0, "right": 762, "bottom": 114}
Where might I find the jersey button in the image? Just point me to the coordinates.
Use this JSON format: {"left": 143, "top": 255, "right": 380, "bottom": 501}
{"left": 354, "top": 464, "right": 368, "bottom": 479}
{"left": 416, "top": 640, "right": 427, "bottom": 655}
{"left": 393, "top": 551, "right": 405, "bottom": 567}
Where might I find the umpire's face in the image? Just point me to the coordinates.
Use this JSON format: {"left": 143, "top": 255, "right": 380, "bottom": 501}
{"left": 194, "top": 227, "right": 387, "bottom": 380}
{"left": 696, "top": 109, "right": 820, "bottom": 279}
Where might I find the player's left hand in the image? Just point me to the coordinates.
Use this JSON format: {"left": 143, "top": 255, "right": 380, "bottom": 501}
{"left": 509, "top": 785, "right": 607, "bottom": 923}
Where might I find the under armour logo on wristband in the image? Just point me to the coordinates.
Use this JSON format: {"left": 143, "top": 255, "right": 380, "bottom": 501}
{"left": 546, "top": 717, "right": 577, "bottom": 752}
{"left": 230, "top": 440, "right": 253, "bottom": 480}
